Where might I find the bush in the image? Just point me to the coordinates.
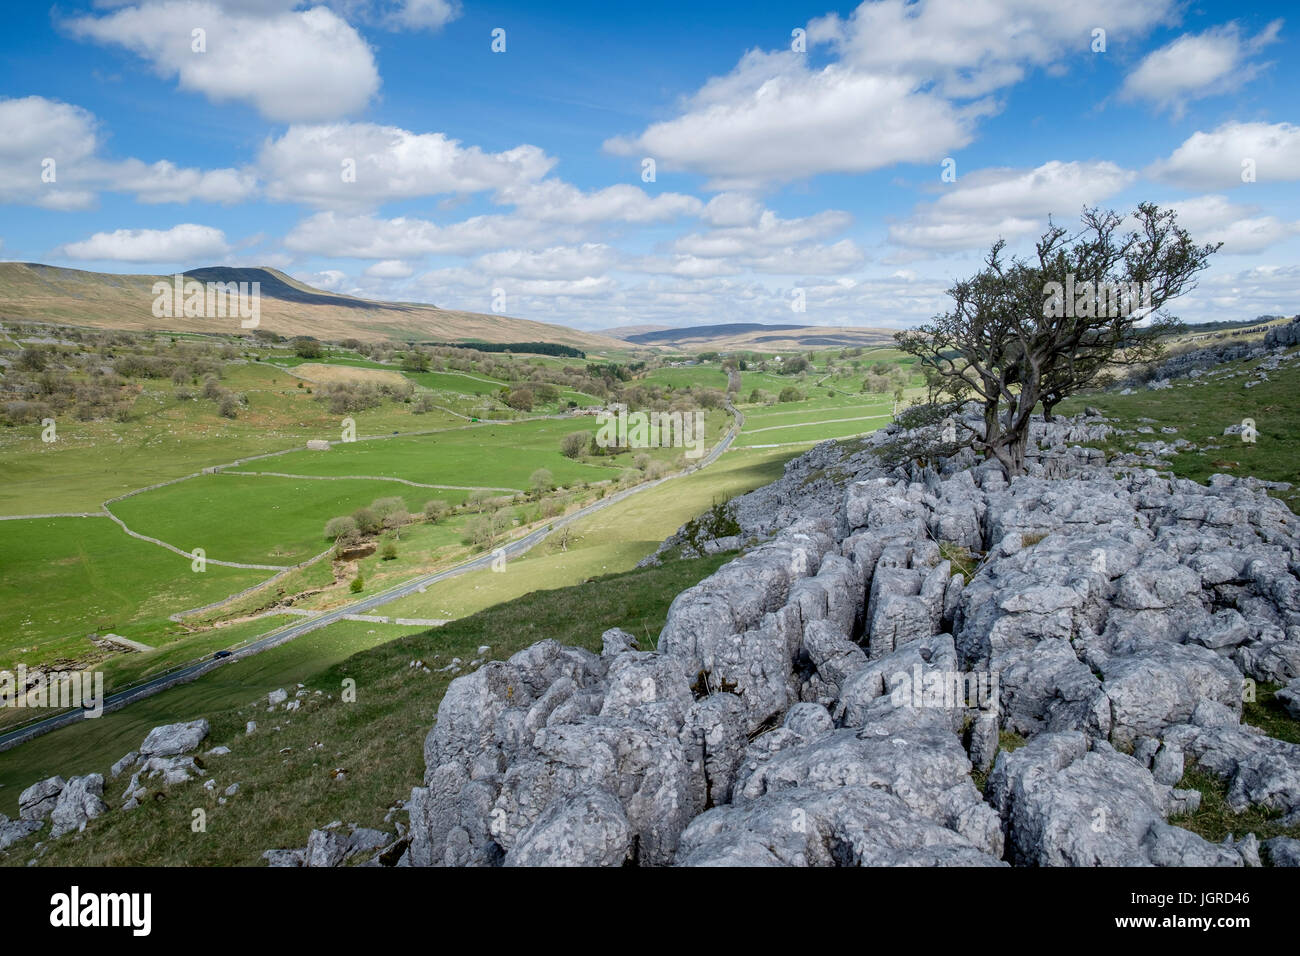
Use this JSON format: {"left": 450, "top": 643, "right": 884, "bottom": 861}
{"left": 560, "top": 431, "right": 587, "bottom": 459}
{"left": 370, "top": 496, "right": 406, "bottom": 518}
{"left": 505, "top": 388, "right": 535, "bottom": 411}
{"left": 217, "top": 395, "right": 239, "bottom": 418}
{"left": 777, "top": 386, "right": 803, "bottom": 403}
{"left": 324, "top": 515, "right": 357, "bottom": 540}
{"left": 423, "top": 499, "right": 448, "bottom": 523}
{"left": 381, "top": 541, "right": 398, "bottom": 561}
{"left": 349, "top": 575, "right": 364, "bottom": 593}
{"left": 351, "top": 506, "right": 381, "bottom": 535}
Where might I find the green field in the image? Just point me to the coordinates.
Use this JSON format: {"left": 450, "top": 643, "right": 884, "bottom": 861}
{"left": 110, "top": 474, "right": 466, "bottom": 566}
{"left": 1059, "top": 348, "right": 1300, "bottom": 510}
{"left": 0, "top": 362, "right": 460, "bottom": 515}
{"left": 224, "top": 418, "right": 666, "bottom": 488}
{"left": 0, "top": 517, "right": 266, "bottom": 671}
{"left": 0, "top": 557, "right": 733, "bottom": 861}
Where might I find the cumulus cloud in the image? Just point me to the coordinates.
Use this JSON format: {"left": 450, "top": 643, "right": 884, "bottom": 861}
{"left": 1120, "top": 20, "right": 1282, "bottom": 115}
{"left": 65, "top": 2, "right": 380, "bottom": 122}
{"left": 60, "top": 223, "right": 230, "bottom": 261}
{"left": 284, "top": 211, "right": 581, "bottom": 258}
{"left": 495, "top": 181, "right": 702, "bottom": 224}
{"left": 674, "top": 208, "right": 853, "bottom": 258}
{"left": 474, "top": 244, "right": 618, "bottom": 280}
{"left": 0, "top": 96, "right": 256, "bottom": 208}
{"left": 363, "top": 259, "right": 415, "bottom": 278}
{"left": 606, "top": 0, "right": 1175, "bottom": 187}
{"left": 811, "top": 0, "right": 1177, "bottom": 98}
{"left": 889, "top": 160, "right": 1136, "bottom": 251}
{"left": 606, "top": 51, "right": 985, "bottom": 189}
{"left": 1146, "top": 121, "right": 1300, "bottom": 190}
{"left": 380, "top": 0, "right": 462, "bottom": 31}
{"left": 260, "top": 124, "right": 554, "bottom": 209}
{"left": 1170, "top": 195, "right": 1300, "bottom": 255}
{"left": 0, "top": 96, "right": 101, "bottom": 210}
{"left": 112, "top": 159, "right": 256, "bottom": 204}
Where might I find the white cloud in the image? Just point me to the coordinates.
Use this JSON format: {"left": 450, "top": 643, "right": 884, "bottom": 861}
{"left": 0, "top": 96, "right": 100, "bottom": 210}
{"left": 606, "top": 51, "right": 984, "bottom": 189}
{"left": 1147, "top": 121, "right": 1300, "bottom": 189}
{"left": 381, "top": 0, "right": 461, "bottom": 31}
{"left": 66, "top": 2, "right": 380, "bottom": 122}
{"left": 1171, "top": 195, "right": 1300, "bottom": 255}
{"left": 495, "top": 180, "right": 702, "bottom": 224}
{"left": 296, "top": 268, "right": 349, "bottom": 291}
{"left": 474, "top": 244, "right": 618, "bottom": 280}
{"left": 0, "top": 96, "right": 259, "bottom": 209}
{"left": 363, "top": 259, "right": 415, "bottom": 278}
{"left": 811, "top": 0, "right": 1178, "bottom": 98}
{"left": 284, "top": 211, "right": 579, "bottom": 258}
{"left": 889, "top": 160, "right": 1136, "bottom": 251}
{"left": 1120, "top": 20, "right": 1281, "bottom": 114}
{"left": 1183, "top": 264, "right": 1300, "bottom": 323}
{"left": 674, "top": 209, "right": 853, "bottom": 258}
{"left": 606, "top": 0, "right": 1175, "bottom": 187}
{"left": 60, "top": 223, "right": 230, "bottom": 261}
{"left": 112, "top": 159, "right": 257, "bottom": 204}
{"left": 260, "top": 124, "right": 554, "bottom": 209}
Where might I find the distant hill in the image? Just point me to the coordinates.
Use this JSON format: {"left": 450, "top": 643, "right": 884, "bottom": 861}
{"left": 603, "top": 323, "right": 672, "bottom": 339}
{"left": 613, "top": 321, "right": 898, "bottom": 351}
{"left": 0, "top": 262, "right": 626, "bottom": 352}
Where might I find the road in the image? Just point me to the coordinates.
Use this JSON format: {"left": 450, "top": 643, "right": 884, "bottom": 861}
{"left": 0, "top": 402, "right": 744, "bottom": 753}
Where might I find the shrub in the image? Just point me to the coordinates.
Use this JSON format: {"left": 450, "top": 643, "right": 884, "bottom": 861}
{"left": 324, "top": 515, "right": 357, "bottom": 541}
{"left": 560, "top": 431, "right": 587, "bottom": 459}
{"left": 351, "top": 506, "right": 381, "bottom": 535}
{"left": 349, "top": 575, "right": 364, "bottom": 593}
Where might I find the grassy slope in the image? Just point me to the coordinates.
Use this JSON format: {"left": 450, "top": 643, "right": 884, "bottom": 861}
{"left": 111, "top": 475, "right": 466, "bottom": 566}
{"left": 1058, "top": 347, "right": 1300, "bottom": 510}
{"left": 0, "top": 556, "right": 731, "bottom": 864}
{"left": 0, "top": 362, "right": 456, "bottom": 515}
{"left": 379, "top": 444, "right": 794, "bottom": 622}
{"left": 0, "top": 517, "right": 265, "bottom": 670}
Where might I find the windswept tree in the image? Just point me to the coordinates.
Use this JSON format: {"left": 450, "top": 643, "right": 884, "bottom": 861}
{"left": 896, "top": 204, "right": 1219, "bottom": 476}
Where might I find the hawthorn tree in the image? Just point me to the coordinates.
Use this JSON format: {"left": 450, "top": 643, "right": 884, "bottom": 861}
{"left": 896, "top": 204, "right": 1219, "bottom": 476}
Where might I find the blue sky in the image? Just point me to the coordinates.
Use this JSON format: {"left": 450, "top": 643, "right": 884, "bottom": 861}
{"left": 1, "top": 0, "right": 1298, "bottom": 331}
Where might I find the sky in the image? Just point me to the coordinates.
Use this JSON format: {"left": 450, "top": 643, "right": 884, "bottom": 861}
{"left": 1, "top": 0, "right": 1298, "bottom": 332}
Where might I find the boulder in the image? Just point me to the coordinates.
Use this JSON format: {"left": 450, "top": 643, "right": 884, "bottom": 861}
{"left": 49, "top": 774, "right": 108, "bottom": 839}
{"left": 503, "top": 790, "right": 632, "bottom": 867}
{"left": 18, "top": 776, "right": 64, "bottom": 821}
{"left": 139, "top": 719, "right": 210, "bottom": 758}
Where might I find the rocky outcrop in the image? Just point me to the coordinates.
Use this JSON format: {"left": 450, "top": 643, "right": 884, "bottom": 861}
{"left": 322, "top": 407, "right": 1300, "bottom": 866}
{"left": 138, "top": 719, "right": 210, "bottom": 758}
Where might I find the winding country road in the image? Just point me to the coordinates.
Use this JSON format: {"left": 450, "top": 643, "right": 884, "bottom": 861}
{"left": 0, "top": 402, "right": 744, "bottom": 753}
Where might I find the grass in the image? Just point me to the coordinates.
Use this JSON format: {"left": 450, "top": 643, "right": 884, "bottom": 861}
{"left": 0, "top": 362, "right": 453, "bottom": 515}
{"left": 0, "top": 517, "right": 265, "bottom": 673}
{"left": 379, "top": 444, "right": 796, "bottom": 622}
{"left": 0, "top": 555, "right": 732, "bottom": 864}
{"left": 111, "top": 474, "right": 465, "bottom": 566}
{"left": 1058, "top": 348, "right": 1300, "bottom": 510}
{"left": 1169, "top": 770, "right": 1300, "bottom": 848}
{"left": 223, "top": 418, "right": 626, "bottom": 489}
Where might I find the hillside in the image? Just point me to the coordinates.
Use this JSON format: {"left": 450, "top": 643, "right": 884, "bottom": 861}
{"left": 615, "top": 321, "right": 898, "bottom": 351}
{"left": 0, "top": 263, "right": 626, "bottom": 352}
